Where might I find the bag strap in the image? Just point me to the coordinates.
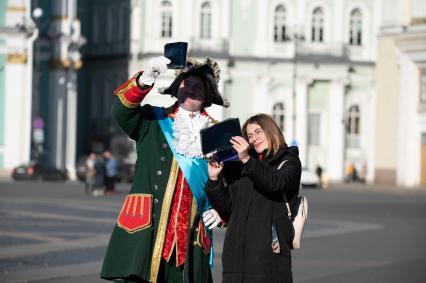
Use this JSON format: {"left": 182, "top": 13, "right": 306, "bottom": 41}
{"left": 277, "top": 160, "right": 292, "bottom": 220}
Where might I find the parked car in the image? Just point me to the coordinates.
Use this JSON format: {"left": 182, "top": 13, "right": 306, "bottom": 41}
{"left": 300, "top": 168, "right": 320, "bottom": 188}
{"left": 12, "top": 161, "right": 68, "bottom": 181}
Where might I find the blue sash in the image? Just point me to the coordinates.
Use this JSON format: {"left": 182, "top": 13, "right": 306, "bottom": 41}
{"left": 153, "top": 106, "right": 214, "bottom": 266}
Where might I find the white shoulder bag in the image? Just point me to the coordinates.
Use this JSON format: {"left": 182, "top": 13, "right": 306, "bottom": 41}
{"left": 277, "top": 160, "right": 308, "bottom": 249}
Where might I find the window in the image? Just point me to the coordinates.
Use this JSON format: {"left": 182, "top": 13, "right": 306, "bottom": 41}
{"left": 347, "top": 105, "right": 360, "bottom": 135}
{"left": 93, "top": 9, "right": 100, "bottom": 44}
{"left": 272, "top": 103, "right": 285, "bottom": 131}
{"left": 311, "top": 7, "right": 324, "bottom": 42}
{"left": 274, "top": 5, "right": 287, "bottom": 42}
{"left": 200, "top": 2, "right": 212, "bottom": 39}
{"left": 346, "top": 105, "right": 360, "bottom": 148}
{"left": 106, "top": 7, "right": 114, "bottom": 43}
{"left": 120, "top": 4, "right": 129, "bottom": 42}
{"left": 161, "top": 1, "right": 173, "bottom": 38}
{"left": 308, "top": 113, "right": 320, "bottom": 145}
{"left": 420, "top": 69, "right": 426, "bottom": 103}
{"left": 349, "top": 9, "right": 362, "bottom": 46}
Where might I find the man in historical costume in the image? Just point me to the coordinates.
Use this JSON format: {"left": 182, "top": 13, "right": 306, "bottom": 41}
{"left": 101, "top": 56, "right": 229, "bottom": 283}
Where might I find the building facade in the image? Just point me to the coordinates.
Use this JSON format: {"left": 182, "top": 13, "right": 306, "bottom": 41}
{"left": 1, "top": 0, "right": 425, "bottom": 187}
{"left": 375, "top": 0, "right": 426, "bottom": 186}
{"left": 0, "top": 0, "right": 37, "bottom": 170}
{"left": 116, "top": 0, "right": 379, "bottom": 183}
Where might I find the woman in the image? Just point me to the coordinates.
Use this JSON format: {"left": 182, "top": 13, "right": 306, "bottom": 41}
{"left": 205, "top": 114, "right": 301, "bottom": 283}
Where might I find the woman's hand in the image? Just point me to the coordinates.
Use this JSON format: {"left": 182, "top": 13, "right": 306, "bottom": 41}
{"left": 230, "top": 136, "right": 250, "bottom": 163}
{"left": 208, "top": 160, "right": 224, "bottom": 180}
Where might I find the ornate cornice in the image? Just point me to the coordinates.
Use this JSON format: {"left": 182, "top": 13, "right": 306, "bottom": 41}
{"left": 7, "top": 53, "right": 27, "bottom": 64}
{"left": 49, "top": 59, "right": 83, "bottom": 70}
{"left": 411, "top": 18, "right": 426, "bottom": 25}
{"left": 7, "top": 6, "right": 26, "bottom": 12}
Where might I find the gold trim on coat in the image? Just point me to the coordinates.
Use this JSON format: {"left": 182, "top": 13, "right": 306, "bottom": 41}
{"left": 149, "top": 158, "right": 179, "bottom": 282}
{"left": 115, "top": 79, "right": 141, "bottom": 108}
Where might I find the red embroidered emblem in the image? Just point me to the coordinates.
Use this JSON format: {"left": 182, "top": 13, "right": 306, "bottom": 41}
{"left": 117, "top": 194, "right": 152, "bottom": 233}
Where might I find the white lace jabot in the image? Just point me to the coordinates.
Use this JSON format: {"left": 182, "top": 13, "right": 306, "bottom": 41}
{"left": 172, "top": 107, "right": 213, "bottom": 158}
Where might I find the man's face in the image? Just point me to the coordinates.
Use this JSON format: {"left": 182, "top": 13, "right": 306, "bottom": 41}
{"left": 177, "top": 76, "right": 206, "bottom": 111}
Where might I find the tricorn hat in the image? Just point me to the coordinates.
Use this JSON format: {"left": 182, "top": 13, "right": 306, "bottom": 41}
{"left": 159, "top": 57, "right": 230, "bottom": 108}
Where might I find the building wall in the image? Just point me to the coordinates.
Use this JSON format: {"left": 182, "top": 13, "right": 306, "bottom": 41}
{"left": 374, "top": 36, "right": 399, "bottom": 185}
{"left": 59, "top": 0, "right": 425, "bottom": 186}
{"left": 0, "top": 0, "right": 7, "bottom": 168}
{"left": 0, "top": 0, "right": 36, "bottom": 170}
{"left": 374, "top": 0, "right": 426, "bottom": 187}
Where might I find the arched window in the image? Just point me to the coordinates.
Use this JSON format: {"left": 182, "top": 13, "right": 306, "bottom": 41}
{"left": 272, "top": 103, "right": 285, "bottom": 131}
{"left": 311, "top": 7, "right": 324, "bottom": 42}
{"left": 274, "top": 5, "right": 287, "bottom": 42}
{"left": 347, "top": 105, "right": 360, "bottom": 135}
{"left": 161, "top": 1, "right": 173, "bottom": 38}
{"left": 349, "top": 9, "right": 362, "bottom": 46}
{"left": 200, "top": 2, "right": 212, "bottom": 39}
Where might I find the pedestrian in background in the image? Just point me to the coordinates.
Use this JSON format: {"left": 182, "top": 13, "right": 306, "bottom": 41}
{"left": 205, "top": 113, "right": 302, "bottom": 283}
{"left": 316, "top": 164, "right": 323, "bottom": 188}
{"left": 84, "top": 152, "right": 96, "bottom": 195}
{"left": 103, "top": 150, "right": 117, "bottom": 195}
{"left": 92, "top": 154, "right": 105, "bottom": 196}
{"left": 346, "top": 163, "right": 354, "bottom": 182}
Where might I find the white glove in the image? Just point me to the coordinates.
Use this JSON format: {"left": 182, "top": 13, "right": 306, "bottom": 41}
{"left": 202, "top": 208, "right": 222, "bottom": 230}
{"left": 139, "top": 56, "right": 171, "bottom": 86}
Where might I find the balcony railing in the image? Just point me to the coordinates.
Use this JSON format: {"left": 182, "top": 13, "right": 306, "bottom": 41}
{"left": 346, "top": 134, "right": 360, "bottom": 148}
{"left": 190, "top": 37, "right": 229, "bottom": 54}
{"left": 296, "top": 41, "right": 348, "bottom": 58}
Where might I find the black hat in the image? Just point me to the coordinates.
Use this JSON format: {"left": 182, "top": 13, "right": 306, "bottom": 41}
{"left": 159, "top": 58, "right": 230, "bottom": 108}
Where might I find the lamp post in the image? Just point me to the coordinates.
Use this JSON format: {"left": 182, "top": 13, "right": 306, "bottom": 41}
{"left": 31, "top": 7, "right": 46, "bottom": 160}
{"left": 289, "top": 25, "right": 305, "bottom": 145}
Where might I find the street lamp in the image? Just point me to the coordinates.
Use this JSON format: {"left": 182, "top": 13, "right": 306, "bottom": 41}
{"left": 31, "top": 7, "right": 48, "bottom": 160}
{"left": 289, "top": 25, "right": 305, "bottom": 145}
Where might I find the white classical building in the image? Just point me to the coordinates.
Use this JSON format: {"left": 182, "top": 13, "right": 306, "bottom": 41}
{"left": 0, "top": 0, "right": 37, "bottom": 170}
{"left": 129, "top": 0, "right": 380, "bottom": 183}
{"left": 1, "top": 0, "right": 425, "bottom": 186}
{"left": 375, "top": 0, "right": 426, "bottom": 186}
{"left": 0, "top": 0, "right": 84, "bottom": 180}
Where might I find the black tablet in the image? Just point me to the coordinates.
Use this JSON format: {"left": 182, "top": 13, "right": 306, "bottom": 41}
{"left": 200, "top": 118, "right": 241, "bottom": 162}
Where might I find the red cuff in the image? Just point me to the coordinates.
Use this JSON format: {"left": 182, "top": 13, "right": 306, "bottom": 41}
{"left": 114, "top": 72, "right": 153, "bottom": 108}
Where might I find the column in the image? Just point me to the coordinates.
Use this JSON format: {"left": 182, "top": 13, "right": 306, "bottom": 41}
{"left": 48, "top": 0, "right": 84, "bottom": 179}
{"left": 3, "top": 0, "right": 38, "bottom": 169}
{"left": 327, "top": 78, "right": 346, "bottom": 181}
{"left": 295, "top": 77, "right": 309, "bottom": 166}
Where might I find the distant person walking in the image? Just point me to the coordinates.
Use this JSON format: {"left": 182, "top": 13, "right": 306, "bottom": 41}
{"left": 360, "top": 163, "right": 368, "bottom": 183}
{"left": 92, "top": 154, "right": 105, "bottom": 196}
{"left": 346, "top": 163, "right": 354, "bottom": 183}
{"left": 103, "top": 150, "right": 117, "bottom": 195}
{"left": 316, "top": 165, "right": 323, "bottom": 188}
{"left": 85, "top": 153, "right": 96, "bottom": 195}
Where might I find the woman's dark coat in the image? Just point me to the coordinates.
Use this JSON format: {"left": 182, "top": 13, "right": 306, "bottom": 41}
{"left": 205, "top": 146, "right": 301, "bottom": 283}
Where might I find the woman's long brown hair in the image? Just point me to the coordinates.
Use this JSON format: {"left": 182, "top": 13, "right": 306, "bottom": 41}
{"left": 242, "top": 114, "right": 287, "bottom": 156}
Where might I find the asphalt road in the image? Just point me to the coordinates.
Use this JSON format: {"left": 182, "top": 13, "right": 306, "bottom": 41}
{"left": 0, "top": 180, "right": 425, "bottom": 282}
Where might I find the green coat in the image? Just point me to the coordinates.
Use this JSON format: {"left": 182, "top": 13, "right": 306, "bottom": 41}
{"left": 101, "top": 82, "right": 212, "bottom": 282}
